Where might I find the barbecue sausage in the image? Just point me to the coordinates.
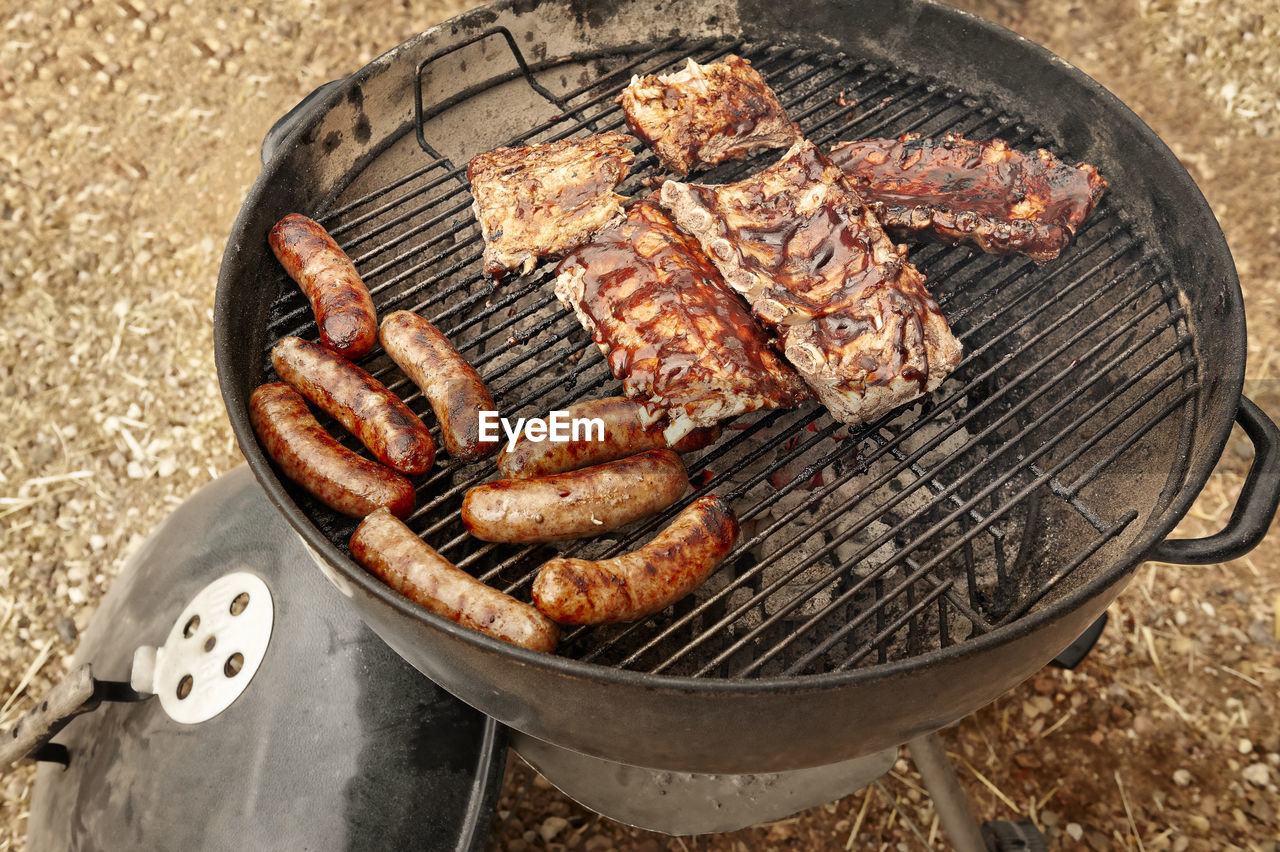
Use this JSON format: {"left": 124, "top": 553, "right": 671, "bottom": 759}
{"left": 249, "top": 382, "right": 414, "bottom": 518}
{"left": 269, "top": 213, "right": 378, "bottom": 360}
{"left": 270, "top": 336, "right": 435, "bottom": 475}
{"left": 496, "top": 397, "right": 720, "bottom": 479}
{"left": 532, "top": 496, "right": 739, "bottom": 625}
{"left": 350, "top": 508, "right": 559, "bottom": 653}
{"left": 379, "top": 310, "right": 500, "bottom": 461}
{"left": 461, "top": 449, "right": 689, "bottom": 543}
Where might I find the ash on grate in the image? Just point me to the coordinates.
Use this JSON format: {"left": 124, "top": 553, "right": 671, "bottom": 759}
{"left": 717, "top": 397, "right": 1013, "bottom": 667}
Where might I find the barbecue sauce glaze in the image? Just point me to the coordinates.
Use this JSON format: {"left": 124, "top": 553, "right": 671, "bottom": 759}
{"left": 618, "top": 55, "right": 800, "bottom": 175}
{"left": 672, "top": 143, "right": 949, "bottom": 398}
{"left": 555, "top": 200, "right": 804, "bottom": 428}
{"left": 828, "top": 133, "right": 1107, "bottom": 263}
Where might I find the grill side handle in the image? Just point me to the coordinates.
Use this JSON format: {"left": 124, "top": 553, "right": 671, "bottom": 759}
{"left": 1151, "top": 397, "right": 1280, "bottom": 564}
{"left": 260, "top": 79, "right": 346, "bottom": 166}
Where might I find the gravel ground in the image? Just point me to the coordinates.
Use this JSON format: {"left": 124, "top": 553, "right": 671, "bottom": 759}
{"left": 1, "top": 1, "right": 1277, "bottom": 850}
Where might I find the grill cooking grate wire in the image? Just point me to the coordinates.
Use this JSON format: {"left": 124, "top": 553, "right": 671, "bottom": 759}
{"left": 258, "top": 36, "right": 1197, "bottom": 678}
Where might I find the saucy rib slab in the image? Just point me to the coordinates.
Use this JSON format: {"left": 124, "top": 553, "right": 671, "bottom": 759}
{"left": 828, "top": 133, "right": 1106, "bottom": 262}
{"left": 661, "top": 140, "right": 962, "bottom": 425}
{"left": 555, "top": 200, "right": 805, "bottom": 442}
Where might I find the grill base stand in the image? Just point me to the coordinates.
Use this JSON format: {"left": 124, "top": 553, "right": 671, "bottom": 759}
{"left": 908, "top": 732, "right": 989, "bottom": 852}
{"left": 909, "top": 732, "right": 1049, "bottom": 852}
{"left": 510, "top": 730, "right": 897, "bottom": 836}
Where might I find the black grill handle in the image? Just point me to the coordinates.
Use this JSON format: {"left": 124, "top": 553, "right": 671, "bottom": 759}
{"left": 261, "top": 79, "right": 346, "bottom": 166}
{"left": 1151, "top": 396, "right": 1280, "bottom": 565}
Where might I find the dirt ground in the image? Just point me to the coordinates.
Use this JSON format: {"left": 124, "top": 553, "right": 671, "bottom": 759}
{"left": 1, "top": 1, "right": 1277, "bottom": 850}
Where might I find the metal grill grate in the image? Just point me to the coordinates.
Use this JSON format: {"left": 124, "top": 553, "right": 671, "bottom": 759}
{"left": 259, "top": 36, "right": 1197, "bottom": 678}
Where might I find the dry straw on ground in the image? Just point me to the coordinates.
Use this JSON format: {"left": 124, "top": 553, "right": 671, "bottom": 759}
{"left": 1, "top": 1, "right": 1277, "bottom": 850}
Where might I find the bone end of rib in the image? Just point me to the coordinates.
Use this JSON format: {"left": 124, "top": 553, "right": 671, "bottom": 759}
{"left": 710, "top": 238, "right": 734, "bottom": 261}
{"left": 687, "top": 208, "right": 714, "bottom": 231}
{"left": 756, "top": 298, "right": 790, "bottom": 324}
{"left": 784, "top": 341, "right": 826, "bottom": 374}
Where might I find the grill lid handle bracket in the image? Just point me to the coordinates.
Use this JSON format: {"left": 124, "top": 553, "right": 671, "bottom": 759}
{"left": 1150, "top": 396, "right": 1280, "bottom": 565}
{"left": 0, "top": 665, "right": 145, "bottom": 769}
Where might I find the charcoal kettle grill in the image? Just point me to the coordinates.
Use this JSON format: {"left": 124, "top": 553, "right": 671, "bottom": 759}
{"left": 10, "top": 0, "right": 1280, "bottom": 849}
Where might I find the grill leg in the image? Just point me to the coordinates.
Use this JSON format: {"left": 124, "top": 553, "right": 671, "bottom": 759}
{"left": 907, "top": 732, "right": 988, "bottom": 852}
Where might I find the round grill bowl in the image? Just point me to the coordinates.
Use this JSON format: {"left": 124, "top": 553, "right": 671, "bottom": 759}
{"left": 215, "top": 0, "right": 1277, "bottom": 773}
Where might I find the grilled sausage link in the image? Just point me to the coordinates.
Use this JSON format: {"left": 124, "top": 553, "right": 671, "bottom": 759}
{"left": 269, "top": 213, "right": 378, "bottom": 360}
{"left": 496, "top": 396, "right": 720, "bottom": 479}
{"left": 532, "top": 496, "right": 739, "bottom": 625}
{"left": 379, "top": 310, "right": 500, "bottom": 461}
{"left": 351, "top": 508, "right": 559, "bottom": 652}
{"left": 271, "top": 336, "right": 435, "bottom": 475}
{"left": 249, "top": 383, "right": 414, "bottom": 518}
{"left": 461, "top": 449, "right": 689, "bottom": 543}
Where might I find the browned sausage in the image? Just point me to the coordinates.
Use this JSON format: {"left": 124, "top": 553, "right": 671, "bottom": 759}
{"left": 531, "top": 496, "right": 738, "bottom": 625}
{"left": 350, "top": 508, "right": 559, "bottom": 652}
{"left": 249, "top": 382, "right": 414, "bottom": 518}
{"left": 269, "top": 213, "right": 377, "bottom": 360}
{"left": 461, "top": 449, "right": 689, "bottom": 543}
{"left": 379, "top": 310, "right": 500, "bottom": 460}
{"left": 496, "top": 396, "right": 721, "bottom": 479}
{"left": 271, "top": 336, "right": 435, "bottom": 475}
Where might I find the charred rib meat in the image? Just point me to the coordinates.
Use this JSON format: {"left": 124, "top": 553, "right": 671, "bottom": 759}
{"left": 618, "top": 55, "right": 800, "bottom": 176}
{"left": 467, "top": 131, "right": 636, "bottom": 281}
{"left": 554, "top": 199, "right": 806, "bottom": 442}
{"left": 660, "top": 140, "right": 962, "bottom": 425}
{"left": 828, "top": 133, "right": 1106, "bottom": 263}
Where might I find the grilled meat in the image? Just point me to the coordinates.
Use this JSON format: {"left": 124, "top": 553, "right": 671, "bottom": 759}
{"left": 268, "top": 213, "right": 378, "bottom": 360}
{"left": 828, "top": 133, "right": 1106, "bottom": 263}
{"left": 554, "top": 199, "right": 806, "bottom": 442}
{"left": 496, "top": 397, "right": 721, "bottom": 480}
{"left": 270, "top": 335, "right": 436, "bottom": 475}
{"left": 379, "top": 311, "right": 500, "bottom": 461}
{"left": 467, "top": 131, "right": 636, "bottom": 281}
{"left": 249, "top": 382, "right": 415, "bottom": 519}
{"left": 532, "top": 495, "right": 740, "bottom": 626}
{"left": 461, "top": 449, "right": 690, "bottom": 544}
{"left": 351, "top": 508, "right": 560, "bottom": 653}
{"left": 660, "top": 140, "right": 962, "bottom": 425}
{"left": 618, "top": 55, "right": 800, "bottom": 176}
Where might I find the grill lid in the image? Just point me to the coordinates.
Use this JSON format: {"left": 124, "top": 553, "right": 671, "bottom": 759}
{"left": 27, "top": 467, "right": 504, "bottom": 852}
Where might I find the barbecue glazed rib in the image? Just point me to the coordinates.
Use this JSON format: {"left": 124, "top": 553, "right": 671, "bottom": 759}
{"left": 660, "top": 140, "right": 962, "bottom": 425}
{"left": 467, "top": 131, "right": 636, "bottom": 281}
{"left": 828, "top": 133, "right": 1107, "bottom": 263}
{"left": 618, "top": 55, "right": 800, "bottom": 176}
{"left": 554, "top": 199, "right": 806, "bottom": 442}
